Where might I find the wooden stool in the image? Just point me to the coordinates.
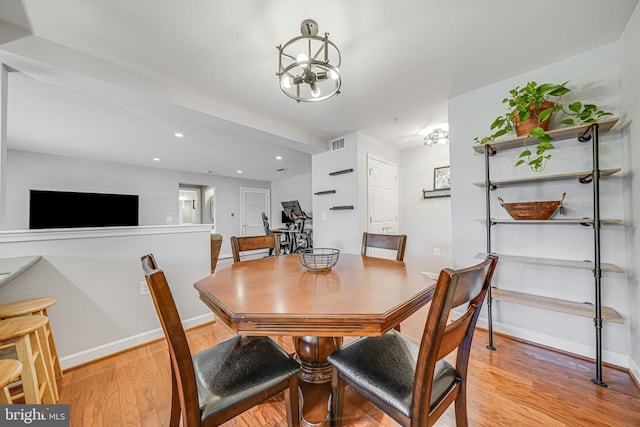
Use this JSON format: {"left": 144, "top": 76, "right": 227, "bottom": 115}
{"left": 0, "top": 359, "right": 22, "bottom": 404}
{"left": 0, "top": 297, "right": 62, "bottom": 388}
{"left": 0, "top": 316, "right": 55, "bottom": 404}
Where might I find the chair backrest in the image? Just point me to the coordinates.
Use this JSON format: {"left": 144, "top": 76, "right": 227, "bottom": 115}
{"left": 361, "top": 232, "right": 408, "bottom": 261}
{"left": 261, "top": 212, "right": 274, "bottom": 236}
{"left": 141, "top": 254, "right": 201, "bottom": 426}
{"left": 230, "top": 235, "right": 280, "bottom": 263}
{"left": 411, "top": 254, "right": 498, "bottom": 421}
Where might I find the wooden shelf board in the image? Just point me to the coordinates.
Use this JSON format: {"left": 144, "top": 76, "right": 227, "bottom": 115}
{"left": 491, "top": 288, "right": 623, "bottom": 324}
{"left": 473, "top": 168, "right": 621, "bottom": 188}
{"left": 475, "top": 252, "right": 623, "bottom": 273}
{"left": 472, "top": 117, "right": 620, "bottom": 154}
{"left": 488, "top": 218, "right": 623, "bottom": 225}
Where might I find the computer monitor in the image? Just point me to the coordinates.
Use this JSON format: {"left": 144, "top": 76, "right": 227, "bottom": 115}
{"left": 281, "top": 200, "right": 304, "bottom": 217}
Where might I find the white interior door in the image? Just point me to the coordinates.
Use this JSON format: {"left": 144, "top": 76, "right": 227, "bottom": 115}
{"left": 367, "top": 155, "right": 398, "bottom": 234}
{"left": 241, "top": 187, "right": 270, "bottom": 236}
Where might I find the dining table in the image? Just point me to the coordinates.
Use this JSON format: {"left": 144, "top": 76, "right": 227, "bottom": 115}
{"left": 194, "top": 253, "right": 436, "bottom": 425}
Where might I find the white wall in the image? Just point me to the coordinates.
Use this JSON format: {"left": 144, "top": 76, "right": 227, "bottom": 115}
{"left": 0, "top": 149, "right": 277, "bottom": 367}
{"left": 312, "top": 132, "right": 360, "bottom": 253}
{"left": 311, "top": 132, "right": 403, "bottom": 254}
{"left": 0, "top": 225, "right": 212, "bottom": 368}
{"left": 270, "top": 172, "right": 312, "bottom": 228}
{"left": 400, "top": 143, "right": 452, "bottom": 273}
{"left": 7, "top": 150, "right": 270, "bottom": 256}
{"left": 619, "top": 2, "right": 640, "bottom": 380}
{"left": 449, "top": 43, "right": 631, "bottom": 367}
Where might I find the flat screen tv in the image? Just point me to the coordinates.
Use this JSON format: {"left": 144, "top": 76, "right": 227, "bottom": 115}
{"left": 29, "top": 190, "right": 139, "bottom": 229}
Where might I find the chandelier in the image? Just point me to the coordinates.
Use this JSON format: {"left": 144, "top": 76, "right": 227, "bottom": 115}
{"left": 277, "top": 19, "right": 341, "bottom": 102}
{"left": 424, "top": 128, "right": 449, "bottom": 146}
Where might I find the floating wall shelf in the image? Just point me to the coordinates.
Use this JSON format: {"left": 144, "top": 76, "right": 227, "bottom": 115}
{"left": 422, "top": 189, "right": 450, "bottom": 199}
{"left": 329, "top": 205, "right": 354, "bottom": 210}
{"left": 314, "top": 190, "right": 337, "bottom": 195}
{"left": 329, "top": 168, "right": 354, "bottom": 176}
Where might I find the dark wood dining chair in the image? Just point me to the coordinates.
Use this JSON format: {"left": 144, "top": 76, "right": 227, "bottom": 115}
{"left": 230, "top": 235, "right": 280, "bottom": 263}
{"left": 327, "top": 255, "right": 498, "bottom": 427}
{"left": 361, "top": 232, "right": 408, "bottom": 331}
{"left": 140, "top": 254, "right": 301, "bottom": 427}
{"left": 361, "top": 232, "right": 407, "bottom": 261}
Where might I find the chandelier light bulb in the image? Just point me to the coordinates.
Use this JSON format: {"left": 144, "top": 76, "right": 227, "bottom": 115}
{"left": 296, "top": 53, "right": 309, "bottom": 67}
{"left": 311, "top": 85, "right": 321, "bottom": 98}
{"left": 330, "top": 69, "right": 340, "bottom": 80}
{"left": 282, "top": 76, "right": 292, "bottom": 89}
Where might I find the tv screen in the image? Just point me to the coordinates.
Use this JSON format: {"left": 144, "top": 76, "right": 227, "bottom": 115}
{"left": 29, "top": 190, "right": 139, "bottom": 229}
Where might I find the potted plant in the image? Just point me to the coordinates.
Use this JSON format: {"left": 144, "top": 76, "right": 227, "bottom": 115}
{"left": 474, "top": 81, "right": 612, "bottom": 172}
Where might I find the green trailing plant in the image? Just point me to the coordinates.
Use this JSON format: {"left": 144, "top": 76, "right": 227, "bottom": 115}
{"left": 474, "top": 81, "right": 612, "bottom": 172}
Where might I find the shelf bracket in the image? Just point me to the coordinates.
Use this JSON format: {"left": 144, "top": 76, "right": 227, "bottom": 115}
{"left": 578, "top": 123, "right": 599, "bottom": 143}
{"left": 578, "top": 173, "right": 593, "bottom": 184}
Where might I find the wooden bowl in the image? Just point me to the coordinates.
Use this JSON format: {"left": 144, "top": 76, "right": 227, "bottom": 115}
{"left": 499, "top": 193, "right": 566, "bottom": 220}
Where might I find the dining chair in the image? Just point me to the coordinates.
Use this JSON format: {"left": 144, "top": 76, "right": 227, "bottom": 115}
{"left": 361, "top": 232, "right": 408, "bottom": 261}
{"left": 230, "top": 235, "right": 280, "bottom": 263}
{"left": 327, "top": 255, "right": 498, "bottom": 427}
{"left": 361, "top": 232, "right": 408, "bottom": 331}
{"left": 140, "top": 254, "right": 301, "bottom": 427}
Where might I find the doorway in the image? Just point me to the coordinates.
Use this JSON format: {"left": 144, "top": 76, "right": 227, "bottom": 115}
{"left": 240, "top": 187, "right": 270, "bottom": 236}
{"left": 178, "top": 185, "right": 202, "bottom": 224}
{"left": 367, "top": 155, "right": 399, "bottom": 234}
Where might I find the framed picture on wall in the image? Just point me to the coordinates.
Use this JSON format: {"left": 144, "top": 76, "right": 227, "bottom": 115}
{"left": 434, "top": 166, "right": 451, "bottom": 190}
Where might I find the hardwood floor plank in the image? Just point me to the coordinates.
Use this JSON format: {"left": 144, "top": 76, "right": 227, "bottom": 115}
{"left": 56, "top": 318, "right": 640, "bottom": 426}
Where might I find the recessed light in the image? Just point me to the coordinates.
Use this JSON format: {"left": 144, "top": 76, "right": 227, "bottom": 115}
{"left": 174, "top": 132, "right": 184, "bottom": 138}
{"left": 153, "top": 157, "right": 160, "bottom": 162}
{"left": 276, "top": 155, "right": 283, "bottom": 160}
{"left": 237, "top": 170, "right": 243, "bottom": 174}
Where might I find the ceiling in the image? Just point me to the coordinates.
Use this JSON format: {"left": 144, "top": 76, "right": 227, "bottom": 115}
{"left": 0, "top": 0, "right": 637, "bottom": 181}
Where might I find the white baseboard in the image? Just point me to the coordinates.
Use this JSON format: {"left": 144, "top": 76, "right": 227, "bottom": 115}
{"left": 629, "top": 357, "right": 640, "bottom": 386}
{"left": 476, "top": 317, "right": 630, "bottom": 369}
{"left": 59, "top": 313, "right": 215, "bottom": 370}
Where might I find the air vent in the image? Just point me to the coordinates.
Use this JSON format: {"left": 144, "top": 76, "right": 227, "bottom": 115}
{"left": 329, "top": 138, "right": 345, "bottom": 151}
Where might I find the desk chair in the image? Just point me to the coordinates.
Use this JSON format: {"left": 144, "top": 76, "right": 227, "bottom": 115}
{"left": 328, "top": 255, "right": 498, "bottom": 427}
{"left": 230, "top": 235, "right": 279, "bottom": 263}
{"left": 361, "top": 232, "right": 407, "bottom": 261}
{"left": 141, "top": 254, "right": 301, "bottom": 426}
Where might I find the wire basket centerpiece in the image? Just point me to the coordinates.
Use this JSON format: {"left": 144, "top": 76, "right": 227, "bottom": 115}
{"left": 299, "top": 248, "right": 340, "bottom": 272}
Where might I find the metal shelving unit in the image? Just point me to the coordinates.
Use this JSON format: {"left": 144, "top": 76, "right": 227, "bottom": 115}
{"left": 474, "top": 118, "right": 622, "bottom": 387}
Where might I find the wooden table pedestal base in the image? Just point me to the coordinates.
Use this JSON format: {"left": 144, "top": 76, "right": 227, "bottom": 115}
{"left": 293, "top": 336, "right": 343, "bottom": 426}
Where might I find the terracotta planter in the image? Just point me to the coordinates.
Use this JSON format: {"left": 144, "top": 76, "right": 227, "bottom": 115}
{"left": 514, "top": 101, "right": 555, "bottom": 137}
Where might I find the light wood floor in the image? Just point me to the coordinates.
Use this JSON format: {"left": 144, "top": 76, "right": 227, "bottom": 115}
{"left": 56, "top": 306, "right": 640, "bottom": 426}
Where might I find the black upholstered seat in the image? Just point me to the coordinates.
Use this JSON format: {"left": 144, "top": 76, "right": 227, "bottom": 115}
{"left": 328, "top": 330, "right": 456, "bottom": 418}
{"left": 328, "top": 255, "right": 498, "bottom": 427}
{"left": 141, "top": 254, "right": 300, "bottom": 426}
{"left": 194, "top": 336, "right": 301, "bottom": 421}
